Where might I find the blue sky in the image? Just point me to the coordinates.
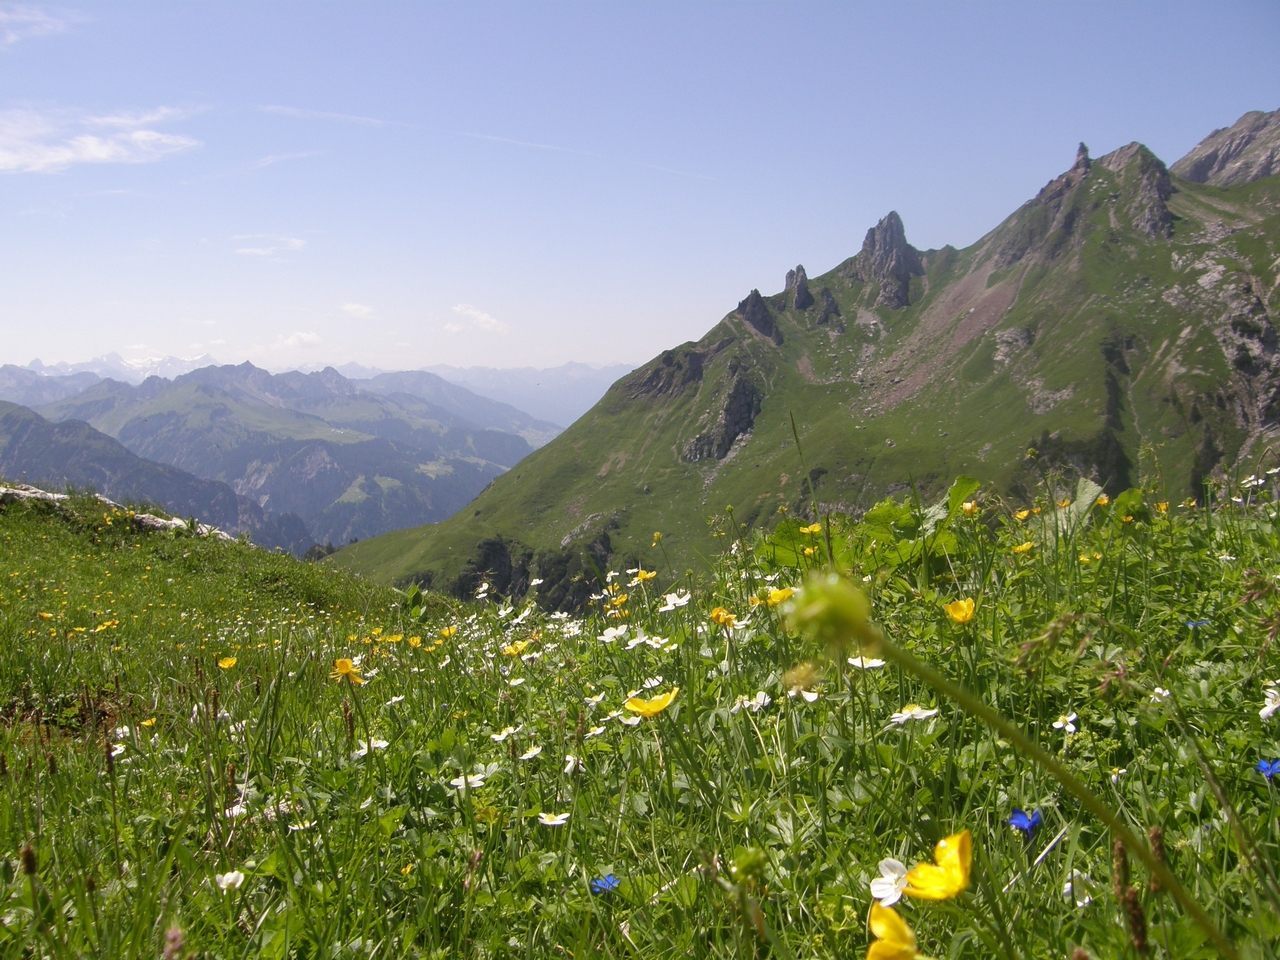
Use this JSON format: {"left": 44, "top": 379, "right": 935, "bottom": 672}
{"left": 1, "top": 2, "right": 1277, "bottom": 372}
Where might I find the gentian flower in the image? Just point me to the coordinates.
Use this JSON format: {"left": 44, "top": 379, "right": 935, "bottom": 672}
{"left": 590, "top": 873, "right": 621, "bottom": 895}
{"left": 903, "top": 830, "right": 970, "bottom": 900}
{"left": 867, "top": 902, "right": 923, "bottom": 959}
{"left": 1257, "top": 758, "right": 1280, "bottom": 781}
{"left": 1006, "top": 808, "right": 1042, "bottom": 839}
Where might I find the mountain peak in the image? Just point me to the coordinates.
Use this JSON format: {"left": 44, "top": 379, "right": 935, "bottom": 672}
{"left": 1172, "top": 108, "right": 1280, "bottom": 186}
{"left": 843, "top": 211, "right": 922, "bottom": 309}
{"left": 1098, "top": 142, "right": 1173, "bottom": 237}
{"left": 735, "top": 289, "right": 784, "bottom": 345}
{"left": 785, "top": 264, "right": 814, "bottom": 311}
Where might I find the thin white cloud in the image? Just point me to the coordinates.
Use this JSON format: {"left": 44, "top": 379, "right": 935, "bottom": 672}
{"left": 283, "top": 331, "right": 322, "bottom": 347}
{"left": 259, "top": 104, "right": 392, "bottom": 127}
{"left": 442, "top": 323, "right": 463, "bottom": 334}
{"left": 248, "top": 150, "right": 322, "bottom": 169}
{"left": 0, "top": 106, "right": 199, "bottom": 174}
{"left": 0, "top": 5, "right": 75, "bottom": 47}
{"left": 451, "top": 303, "right": 508, "bottom": 333}
{"left": 231, "top": 234, "right": 305, "bottom": 257}
{"left": 340, "top": 303, "right": 374, "bottom": 318}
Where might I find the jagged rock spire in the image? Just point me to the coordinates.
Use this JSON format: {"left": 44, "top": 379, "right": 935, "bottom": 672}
{"left": 736, "top": 290, "right": 783, "bottom": 345}
{"left": 785, "top": 265, "right": 814, "bottom": 311}
{"left": 843, "top": 211, "right": 923, "bottom": 309}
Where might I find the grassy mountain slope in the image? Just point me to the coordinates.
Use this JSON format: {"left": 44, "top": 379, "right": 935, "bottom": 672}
{"left": 0, "top": 401, "right": 291, "bottom": 540}
{"left": 334, "top": 131, "right": 1280, "bottom": 601}
{"left": 37, "top": 363, "right": 537, "bottom": 548}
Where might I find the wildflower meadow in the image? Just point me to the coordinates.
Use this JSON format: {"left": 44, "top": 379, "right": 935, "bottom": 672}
{"left": 0, "top": 466, "right": 1279, "bottom": 958}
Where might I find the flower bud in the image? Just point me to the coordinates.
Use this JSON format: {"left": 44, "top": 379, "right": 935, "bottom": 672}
{"left": 784, "top": 572, "right": 882, "bottom": 656}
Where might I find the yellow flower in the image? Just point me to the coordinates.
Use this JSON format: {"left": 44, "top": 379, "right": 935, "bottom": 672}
{"left": 635, "top": 568, "right": 657, "bottom": 582}
{"left": 1012, "top": 541, "right": 1033, "bottom": 555}
{"left": 767, "top": 587, "right": 794, "bottom": 607}
{"left": 407, "top": 636, "right": 422, "bottom": 649}
{"left": 1057, "top": 498, "right": 1072, "bottom": 509}
{"left": 943, "top": 598, "right": 975, "bottom": 625}
{"left": 801, "top": 523, "right": 823, "bottom": 535}
{"left": 439, "top": 626, "right": 458, "bottom": 638}
{"left": 330, "top": 658, "right": 364, "bottom": 685}
{"left": 624, "top": 688, "right": 679, "bottom": 718}
{"left": 502, "top": 639, "right": 531, "bottom": 657}
{"left": 867, "top": 902, "right": 923, "bottom": 960}
{"left": 217, "top": 657, "right": 237, "bottom": 669}
{"left": 611, "top": 593, "right": 629, "bottom": 607}
{"left": 651, "top": 531, "right": 662, "bottom": 546}
{"left": 710, "top": 607, "right": 737, "bottom": 627}
{"left": 140, "top": 717, "right": 157, "bottom": 727}
{"left": 1121, "top": 515, "right": 1134, "bottom": 524}
{"left": 400, "top": 862, "right": 415, "bottom": 875}
{"left": 903, "top": 830, "right": 971, "bottom": 900}
{"left": 1014, "top": 509, "right": 1030, "bottom": 521}
{"left": 1096, "top": 494, "right": 1110, "bottom": 507}
{"left": 961, "top": 500, "right": 978, "bottom": 517}
{"left": 1031, "top": 506, "right": 1042, "bottom": 515}
{"left": 803, "top": 546, "right": 818, "bottom": 557}
{"left": 1155, "top": 502, "right": 1169, "bottom": 513}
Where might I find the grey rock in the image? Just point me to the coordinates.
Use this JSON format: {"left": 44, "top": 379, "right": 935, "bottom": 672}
{"left": 816, "top": 287, "right": 842, "bottom": 326}
{"left": 682, "top": 376, "right": 762, "bottom": 462}
{"left": 843, "top": 211, "right": 923, "bottom": 309}
{"left": 1100, "top": 143, "right": 1173, "bottom": 238}
{"left": 1171, "top": 109, "right": 1280, "bottom": 186}
{"left": 736, "top": 290, "right": 784, "bottom": 345}
{"left": 785, "top": 265, "right": 814, "bottom": 311}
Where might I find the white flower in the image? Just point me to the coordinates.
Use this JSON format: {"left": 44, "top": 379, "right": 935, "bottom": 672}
{"left": 599, "top": 625, "right": 628, "bottom": 644}
{"left": 490, "top": 725, "right": 522, "bottom": 742}
{"left": 1053, "top": 712, "right": 1078, "bottom": 734}
{"left": 658, "top": 591, "right": 691, "bottom": 612}
{"left": 529, "top": 578, "right": 544, "bottom": 586}
{"left": 1218, "top": 553, "right": 1237, "bottom": 561}
{"left": 606, "top": 571, "right": 620, "bottom": 581}
{"left": 439, "top": 655, "right": 452, "bottom": 668}
{"left": 848, "top": 656, "right": 886, "bottom": 669}
{"left": 619, "top": 715, "right": 642, "bottom": 726}
{"left": 584, "top": 725, "right": 605, "bottom": 738}
{"left": 563, "top": 754, "right": 582, "bottom": 774}
{"left": 642, "top": 676, "right": 664, "bottom": 690}
{"left": 511, "top": 605, "right": 533, "bottom": 624}
{"left": 519, "top": 745, "right": 542, "bottom": 761}
{"left": 114, "top": 725, "right": 131, "bottom": 739}
{"left": 288, "top": 821, "right": 316, "bottom": 832}
{"left": 385, "top": 695, "right": 405, "bottom": 706}
{"left": 869, "top": 858, "right": 907, "bottom": 907}
{"left": 352, "top": 738, "right": 388, "bottom": 758}
{"left": 1151, "top": 687, "right": 1171, "bottom": 702}
{"left": 449, "top": 773, "right": 486, "bottom": 790}
{"left": 1261, "top": 688, "right": 1280, "bottom": 721}
{"left": 538, "top": 812, "right": 570, "bottom": 826}
{"left": 215, "top": 870, "right": 245, "bottom": 891}
{"left": 625, "top": 632, "right": 648, "bottom": 650}
{"left": 889, "top": 704, "right": 938, "bottom": 725}
{"left": 790, "top": 688, "right": 820, "bottom": 703}
{"left": 475, "top": 581, "right": 490, "bottom": 597}
{"left": 497, "top": 605, "right": 513, "bottom": 618}
{"left": 584, "top": 692, "right": 606, "bottom": 709}
{"left": 731, "top": 691, "right": 772, "bottom": 714}
{"left": 1063, "top": 869, "right": 1093, "bottom": 908}
{"left": 111, "top": 743, "right": 127, "bottom": 757}
{"left": 1110, "top": 767, "right": 1127, "bottom": 784}
{"left": 507, "top": 677, "right": 525, "bottom": 687}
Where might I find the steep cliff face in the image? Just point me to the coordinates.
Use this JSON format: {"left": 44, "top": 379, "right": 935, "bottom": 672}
{"left": 1172, "top": 109, "right": 1280, "bottom": 186}
{"left": 332, "top": 114, "right": 1280, "bottom": 604}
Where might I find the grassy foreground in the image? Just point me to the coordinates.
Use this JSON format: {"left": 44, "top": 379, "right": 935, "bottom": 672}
{"left": 0, "top": 475, "right": 1278, "bottom": 958}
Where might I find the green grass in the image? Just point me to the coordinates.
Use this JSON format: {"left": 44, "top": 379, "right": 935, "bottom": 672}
{"left": 1, "top": 473, "right": 1280, "bottom": 957}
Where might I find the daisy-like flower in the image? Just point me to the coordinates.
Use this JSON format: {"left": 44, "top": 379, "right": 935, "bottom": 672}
{"left": 563, "top": 754, "right": 582, "bottom": 774}
{"left": 848, "top": 655, "right": 886, "bottom": 669}
{"left": 1110, "top": 767, "right": 1127, "bottom": 784}
{"left": 519, "top": 745, "right": 542, "bottom": 761}
{"left": 352, "top": 738, "right": 388, "bottom": 759}
{"left": 783, "top": 662, "right": 821, "bottom": 702}
{"left": 730, "top": 691, "right": 773, "bottom": 714}
{"left": 449, "top": 773, "right": 486, "bottom": 790}
{"left": 642, "top": 675, "right": 664, "bottom": 689}
{"left": 584, "top": 692, "right": 606, "bottom": 709}
{"left": 215, "top": 870, "right": 245, "bottom": 891}
{"left": 507, "top": 677, "right": 525, "bottom": 687}
{"left": 903, "top": 830, "right": 970, "bottom": 900}
{"left": 1261, "top": 688, "right": 1280, "bottom": 721}
{"left": 869, "top": 857, "right": 908, "bottom": 906}
{"left": 1151, "top": 687, "right": 1171, "bottom": 702}
{"left": 619, "top": 715, "right": 642, "bottom": 726}
{"left": 386, "top": 695, "right": 405, "bottom": 706}
{"left": 490, "top": 725, "right": 521, "bottom": 742}
{"left": 599, "top": 625, "right": 628, "bottom": 644}
{"left": 538, "top": 812, "right": 570, "bottom": 826}
{"left": 111, "top": 742, "right": 127, "bottom": 757}
{"left": 1053, "top": 712, "right": 1078, "bottom": 734}
{"left": 889, "top": 704, "right": 938, "bottom": 725}
{"left": 867, "top": 902, "right": 923, "bottom": 959}
{"left": 584, "top": 725, "right": 606, "bottom": 738}
{"left": 1064, "top": 869, "right": 1094, "bottom": 908}
{"left": 624, "top": 688, "right": 678, "bottom": 718}
{"left": 330, "top": 658, "right": 364, "bottom": 685}
{"left": 658, "top": 590, "right": 691, "bottom": 612}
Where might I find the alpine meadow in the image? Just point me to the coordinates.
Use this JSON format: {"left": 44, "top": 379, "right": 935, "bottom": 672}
{"left": 3, "top": 67, "right": 1280, "bottom": 960}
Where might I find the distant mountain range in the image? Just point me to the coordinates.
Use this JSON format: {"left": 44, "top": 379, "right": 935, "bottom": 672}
{"left": 329, "top": 108, "right": 1280, "bottom": 606}
{"left": 423, "top": 363, "right": 636, "bottom": 427}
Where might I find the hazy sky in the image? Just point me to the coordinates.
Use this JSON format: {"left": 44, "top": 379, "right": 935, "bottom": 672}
{"left": 1, "top": 2, "right": 1277, "bottom": 372}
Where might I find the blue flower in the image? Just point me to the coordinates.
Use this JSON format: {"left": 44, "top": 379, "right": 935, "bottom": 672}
{"left": 1186, "top": 620, "right": 1211, "bottom": 628}
{"left": 591, "top": 873, "right": 620, "bottom": 895}
{"left": 1257, "top": 759, "right": 1280, "bottom": 781}
{"left": 1006, "top": 808, "right": 1042, "bottom": 839}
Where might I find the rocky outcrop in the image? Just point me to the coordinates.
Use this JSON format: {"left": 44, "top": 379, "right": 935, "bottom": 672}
{"left": 993, "top": 144, "right": 1094, "bottom": 267}
{"left": 817, "top": 287, "right": 841, "bottom": 326}
{"left": 736, "top": 290, "right": 784, "bottom": 345}
{"left": 1171, "top": 109, "right": 1280, "bottom": 186}
{"left": 785, "top": 265, "right": 814, "bottom": 311}
{"left": 627, "top": 346, "right": 706, "bottom": 399}
{"left": 842, "top": 211, "right": 922, "bottom": 309}
{"left": 1100, "top": 143, "right": 1173, "bottom": 238}
{"left": 682, "top": 376, "right": 762, "bottom": 462}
